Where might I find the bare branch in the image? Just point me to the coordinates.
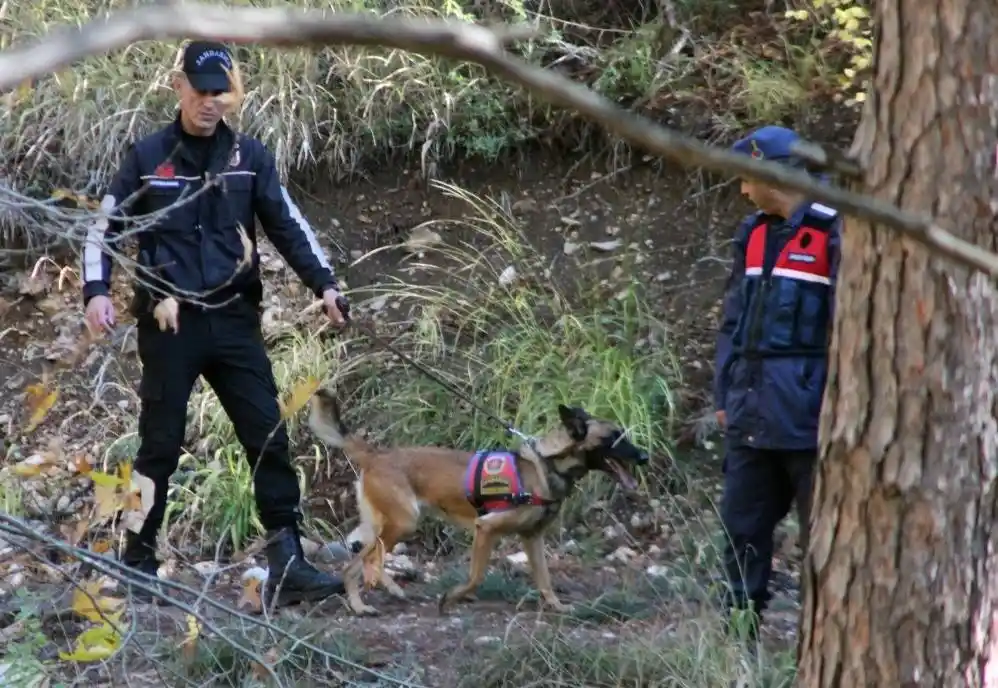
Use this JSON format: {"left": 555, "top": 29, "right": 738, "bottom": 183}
{"left": 0, "top": 513, "right": 421, "bottom": 687}
{"left": 0, "top": 4, "right": 995, "bottom": 278}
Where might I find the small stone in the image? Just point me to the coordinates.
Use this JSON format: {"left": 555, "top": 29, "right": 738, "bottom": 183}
{"left": 606, "top": 546, "right": 637, "bottom": 563}
{"left": 498, "top": 265, "right": 517, "bottom": 286}
{"left": 589, "top": 240, "right": 622, "bottom": 252}
{"left": 193, "top": 561, "right": 223, "bottom": 577}
{"left": 646, "top": 564, "right": 669, "bottom": 579}
{"left": 315, "top": 541, "right": 352, "bottom": 565}
{"left": 561, "top": 539, "right": 579, "bottom": 554}
{"left": 474, "top": 636, "right": 502, "bottom": 646}
{"left": 506, "top": 551, "right": 528, "bottom": 567}
{"left": 242, "top": 566, "right": 269, "bottom": 583}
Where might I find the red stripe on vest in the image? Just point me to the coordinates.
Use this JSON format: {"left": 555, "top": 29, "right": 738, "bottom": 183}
{"left": 744, "top": 223, "right": 766, "bottom": 272}
{"left": 773, "top": 226, "right": 830, "bottom": 284}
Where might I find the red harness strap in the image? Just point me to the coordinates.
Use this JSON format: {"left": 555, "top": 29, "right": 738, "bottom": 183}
{"left": 463, "top": 450, "right": 554, "bottom": 516}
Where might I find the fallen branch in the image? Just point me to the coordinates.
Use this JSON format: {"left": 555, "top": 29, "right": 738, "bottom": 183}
{"left": 0, "top": 4, "right": 996, "bottom": 277}
{"left": 0, "top": 513, "right": 422, "bottom": 687}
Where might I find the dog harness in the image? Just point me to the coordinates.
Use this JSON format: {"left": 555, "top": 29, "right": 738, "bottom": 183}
{"left": 463, "top": 450, "right": 553, "bottom": 516}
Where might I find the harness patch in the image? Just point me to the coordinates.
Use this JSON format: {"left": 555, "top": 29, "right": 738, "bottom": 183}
{"left": 787, "top": 252, "right": 816, "bottom": 263}
{"left": 463, "top": 450, "right": 550, "bottom": 515}
{"left": 742, "top": 219, "right": 831, "bottom": 285}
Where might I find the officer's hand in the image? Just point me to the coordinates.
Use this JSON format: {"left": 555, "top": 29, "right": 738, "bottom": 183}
{"left": 715, "top": 410, "right": 726, "bottom": 429}
{"left": 84, "top": 295, "right": 116, "bottom": 335}
{"left": 321, "top": 288, "right": 348, "bottom": 327}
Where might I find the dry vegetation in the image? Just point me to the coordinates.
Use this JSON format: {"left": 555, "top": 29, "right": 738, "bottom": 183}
{"left": 0, "top": 0, "right": 870, "bottom": 685}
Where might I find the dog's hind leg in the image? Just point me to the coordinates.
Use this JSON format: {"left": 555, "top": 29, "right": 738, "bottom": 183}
{"left": 343, "top": 542, "right": 382, "bottom": 616}
{"left": 521, "top": 534, "right": 572, "bottom": 613}
{"left": 437, "top": 518, "right": 499, "bottom": 614}
{"left": 373, "top": 522, "right": 412, "bottom": 599}
{"left": 345, "top": 471, "right": 420, "bottom": 615}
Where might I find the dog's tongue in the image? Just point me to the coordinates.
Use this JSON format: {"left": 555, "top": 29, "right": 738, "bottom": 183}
{"left": 610, "top": 460, "right": 638, "bottom": 490}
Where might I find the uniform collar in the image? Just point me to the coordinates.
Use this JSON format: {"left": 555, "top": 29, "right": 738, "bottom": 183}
{"left": 164, "top": 113, "right": 236, "bottom": 172}
{"left": 786, "top": 200, "right": 813, "bottom": 226}
{"left": 763, "top": 200, "right": 812, "bottom": 228}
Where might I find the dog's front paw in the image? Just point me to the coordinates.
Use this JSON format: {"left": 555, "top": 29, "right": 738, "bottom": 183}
{"left": 384, "top": 582, "right": 407, "bottom": 599}
{"left": 351, "top": 603, "right": 380, "bottom": 616}
{"left": 540, "top": 594, "right": 573, "bottom": 614}
{"left": 546, "top": 600, "right": 574, "bottom": 614}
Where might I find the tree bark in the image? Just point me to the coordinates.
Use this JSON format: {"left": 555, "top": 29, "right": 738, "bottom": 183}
{"left": 796, "top": 1, "right": 998, "bottom": 686}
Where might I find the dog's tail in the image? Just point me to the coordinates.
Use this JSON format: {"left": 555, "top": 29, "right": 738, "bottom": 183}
{"left": 308, "top": 388, "right": 377, "bottom": 467}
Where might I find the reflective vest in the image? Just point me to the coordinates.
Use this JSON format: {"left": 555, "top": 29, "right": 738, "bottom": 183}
{"left": 730, "top": 203, "right": 837, "bottom": 357}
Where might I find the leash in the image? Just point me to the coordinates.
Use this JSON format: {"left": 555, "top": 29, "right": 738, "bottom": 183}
{"left": 333, "top": 296, "right": 542, "bottom": 453}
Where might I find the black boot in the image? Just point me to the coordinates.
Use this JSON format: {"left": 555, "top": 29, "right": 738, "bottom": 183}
{"left": 120, "top": 531, "right": 165, "bottom": 604}
{"left": 263, "top": 527, "right": 345, "bottom": 608}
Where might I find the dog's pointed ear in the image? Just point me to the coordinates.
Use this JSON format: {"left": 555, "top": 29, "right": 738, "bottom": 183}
{"left": 558, "top": 404, "right": 588, "bottom": 441}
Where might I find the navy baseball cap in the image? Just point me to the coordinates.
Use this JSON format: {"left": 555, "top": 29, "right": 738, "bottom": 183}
{"left": 731, "top": 125, "right": 801, "bottom": 163}
{"left": 182, "top": 41, "right": 233, "bottom": 93}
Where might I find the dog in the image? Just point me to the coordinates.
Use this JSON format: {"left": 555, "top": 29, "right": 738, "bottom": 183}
{"left": 307, "top": 388, "right": 650, "bottom": 616}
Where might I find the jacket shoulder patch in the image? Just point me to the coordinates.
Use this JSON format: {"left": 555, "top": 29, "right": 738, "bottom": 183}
{"left": 808, "top": 203, "right": 837, "bottom": 218}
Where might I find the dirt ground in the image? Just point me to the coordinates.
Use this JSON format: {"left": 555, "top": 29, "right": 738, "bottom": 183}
{"left": 1, "top": 149, "right": 798, "bottom": 683}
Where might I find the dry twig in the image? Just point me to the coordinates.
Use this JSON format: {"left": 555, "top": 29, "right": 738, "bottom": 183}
{"left": 0, "top": 513, "right": 422, "bottom": 687}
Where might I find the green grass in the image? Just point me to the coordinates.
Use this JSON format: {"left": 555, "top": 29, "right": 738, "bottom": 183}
{"left": 171, "top": 179, "right": 682, "bottom": 550}
{"left": 461, "top": 622, "right": 798, "bottom": 687}
{"left": 0, "top": 0, "right": 849, "bottom": 250}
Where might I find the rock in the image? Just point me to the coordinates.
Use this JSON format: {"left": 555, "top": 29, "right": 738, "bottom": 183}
{"left": 606, "top": 546, "right": 637, "bottom": 563}
{"left": 560, "top": 539, "right": 579, "bottom": 554}
{"left": 646, "top": 564, "right": 669, "bottom": 579}
{"left": 498, "top": 265, "right": 517, "bottom": 287}
{"left": 193, "top": 561, "right": 223, "bottom": 577}
{"left": 385, "top": 553, "right": 416, "bottom": 575}
{"left": 403, "top": 226, "right": 442, "bottom": 254}
{"left": 563, "top": 241, "right": 581, "bottom": 256}
{"left": 512, "top": 198, "right": 537, "bottom": 213}
{"left": 589, "top": 239, "right": 622, "bottom": 252}
{"left": 506, "top": 551, "right": 528, "bottom": 567}
{"left": 474, "top": 636, "right": 502, "bottom": 646}
{"left": 315, "top": 541, "right": 352, "bottom": 565}
{"left": 242, "top": 566, "right": 269, "bottom": 583}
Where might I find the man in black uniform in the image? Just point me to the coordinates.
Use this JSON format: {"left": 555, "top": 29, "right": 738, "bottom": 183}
{"left": 82, "top": 41, "right": 347, "bottom": 606}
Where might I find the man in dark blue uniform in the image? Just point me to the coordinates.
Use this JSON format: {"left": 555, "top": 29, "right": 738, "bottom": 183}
{"left": 713, "top": 125, "right": 841, "bottom": 633}
{"left": 81, "top": 41, "right": 348, "bottom": 607}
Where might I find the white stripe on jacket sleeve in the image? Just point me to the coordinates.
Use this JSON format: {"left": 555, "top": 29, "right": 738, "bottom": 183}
{"left": 279, "top": 186, "right": 332, "bottom": 270}
{"left": 82, "top": 194, "right": 117, "bottom": 283}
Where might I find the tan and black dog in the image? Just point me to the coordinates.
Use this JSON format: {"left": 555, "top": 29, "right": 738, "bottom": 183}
{"left": 307, "top": 388, "right": 649, "bottom": 616}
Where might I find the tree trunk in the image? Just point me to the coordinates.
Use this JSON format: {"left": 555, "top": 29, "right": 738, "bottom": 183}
{"left": 796, "top": 1, "right": 998, "bottom": 686}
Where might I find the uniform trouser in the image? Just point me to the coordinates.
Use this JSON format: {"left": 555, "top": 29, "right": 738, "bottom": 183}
{"left": 719, "top": 445, "right": 815, "bottom": 618}
{"left": 128, "top": 299, "right": 302, "bottom": 557}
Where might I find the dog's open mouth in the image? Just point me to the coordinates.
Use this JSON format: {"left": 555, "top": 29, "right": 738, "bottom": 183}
{"left": 606, "top": 458, "right": 638, "bottom": 490}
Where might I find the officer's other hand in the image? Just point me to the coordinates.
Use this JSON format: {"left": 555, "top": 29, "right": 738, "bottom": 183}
{"left": 153, "top": 297, "right": 180, "bottom": 334}
{"left": 322, "top": 288, "right": 348, "bottom": 327}
{"left": 715, "top": 410, "right": 726, "bottom": 429}
{"left": 85, "top": 295, "right": 116, "bottom": 335}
